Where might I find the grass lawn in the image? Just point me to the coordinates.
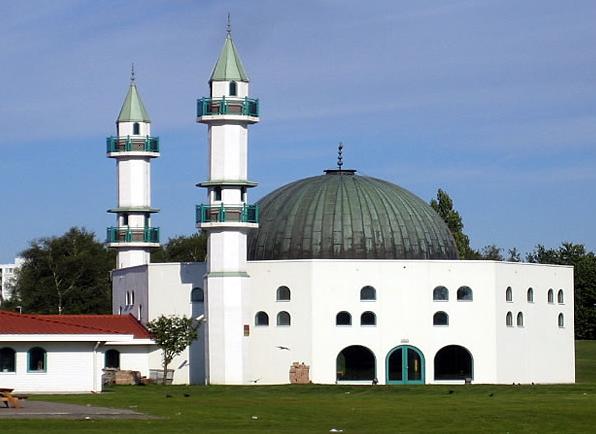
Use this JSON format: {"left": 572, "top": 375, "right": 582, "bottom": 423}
{"left": 6, "top": 341, "right": 596, "bottom": 433}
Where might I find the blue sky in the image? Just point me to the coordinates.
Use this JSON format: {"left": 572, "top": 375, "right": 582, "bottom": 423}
{"left": 1, "top": 0, "right": 596, "bottom": 263}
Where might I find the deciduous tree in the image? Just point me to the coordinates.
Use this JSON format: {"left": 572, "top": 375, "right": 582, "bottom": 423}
{"left": 151, "top": 233, "right": 207, "bottom": 263}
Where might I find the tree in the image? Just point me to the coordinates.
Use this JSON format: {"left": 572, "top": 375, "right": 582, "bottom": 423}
{"left": 146, "top": 315, "right": 199, "bottom": 384}
{"left": 12, "top": 227, "right": 114, "bottom": 314}
{"left": 151, "top": 233, "right": 207, "bottom": 263}
{"left": 479, "top": 244, "right": 503, "bottom": 261}
{"left": 430, "top": 189, "right": 475, "bottom": 259}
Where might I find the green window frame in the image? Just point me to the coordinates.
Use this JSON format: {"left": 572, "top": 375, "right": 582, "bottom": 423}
{"left": 27, "top": 347, "right": 47, "bottom": 373}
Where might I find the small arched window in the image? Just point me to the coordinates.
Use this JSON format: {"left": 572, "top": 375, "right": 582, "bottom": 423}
{"left": 433, "top": 286, "right": 449, "bottom": 301}
{"left": 506, "top": 312, "right": 513, "bottom": 327}
{"left": 360, "top": 286, "right": 376, "bottom": 301}
{"left": 276, "top": 286, "right": 291, "bottom": 301}
{"left": 360, "top": 311, "right": 376, "bottom": 326}
{"left": 517, "top": 312, "right": 524, "bottom": 327}
{"left": 191, "top": 287, "right": 204, "bottom": 302}
{"left": 527, "top": 288, "right": 534, "bottom": 303}
{"left": 506, "top": 286, "right": 513, "bottom": 302}
{"left": 277, "top": 311, "right": 291, "bottom": 326}
{"left": 336, "top": 311, "right": 352, "bottom": 326}
{"left": 133, "top": 122, "right": 140, "bottom": 135}
{"left": 105, "top": 349, "right": 120, "bottom": 369}
{"left": 28, "top": 347, "right": 47, "bottom": 372}
{"left": 433, "top": 311, "right": 449, "bottom": 326}
{"left": 457, "top": 286, "right": 473, "bottom": 301}
{"left": 131, "top": 291, "right": 135, "bottom": 305}
{"left": 229, "top": 81, "right": 237, "bottom": 96}
{"left": 548, "top": 289, "right": 554, "bottom": 304}
{"left": 557, "top": 290, "right": 564, "bottom": 304}
{"left": 558, "top": 313, "right": 564, "bottom": 328}
{"left": 255, "top": 311, "right": 269, "bottom": 326}
{"left": 0, "top": 347, "right": 16, "bottom": 373}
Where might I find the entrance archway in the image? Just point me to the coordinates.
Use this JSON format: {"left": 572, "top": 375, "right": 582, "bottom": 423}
{"left": 434, "top": 345, "right": 473, "bottom": 380}
{"left": 386, "top": 345, "right": 425, "bottom": 384}
{"left": 336, "top": 345, "right": 376, "bottom": 381}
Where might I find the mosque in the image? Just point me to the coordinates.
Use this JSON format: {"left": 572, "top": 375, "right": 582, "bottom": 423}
{"left": 108, "top": 28, "right": 575, "bottom": 386}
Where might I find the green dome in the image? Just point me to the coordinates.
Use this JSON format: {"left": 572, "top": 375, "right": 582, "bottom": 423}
{"left": 247, "top": 170, "right": 459, "bottom": 261}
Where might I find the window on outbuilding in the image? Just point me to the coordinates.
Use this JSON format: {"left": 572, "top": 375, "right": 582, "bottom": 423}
{"left": 360, "top": 286, "right": 376, "bottom": 301}
{"left": 433, "top": 311, "right": 449, "bottom": 326}
{"left": 277, "top": 311, "right": 291, "bottom": 326}
{"left": 433, "top": 286, "right": 449, "bottom": 301}
{"left": 517, "top": 312, "right": 524, "bottom": 327}
{"left": 105, "top": 349, "right": 120, "bottom": 369}
{"left": 276, "top": 286, "right": 291, "bottom": 301}
{"left": 133, "top": 122, "right": 140, "bottom": 135}
{"left": 191, "top": 287, "right": 204, "bottom": 302}
{"left": 506, "top": 311, "right": 513, "bottom": 327}
{"left": 28, "top": 347, "right": 47, "bottom": 372}
{"left": 527, "top": 288, "right": 534, "bottom": 303}
{"left": 336, "top": 311, "right": 352, "bottom": 326}
{"left": 558, "top": 313, "right": 564, "bottom": 328}
{"left": 548, "top": 289, "right": 554, "bottom": 304}
{"left": 557, "top": 290, "right": 564, "bottom": 304}
{"left": 457, "top": 286, "right": 473, "bottom": 301}
{"left": 506, "top": 286, "right": 513, "bottom": 302}
{"left": 360, "top": 311, "right": 376, "bottom": 326}
{"left": 255, "top": 311, "right": 269, "bottom": 326}
{"left": 229, "top": 81, "right": 237, "bottom": 96}
{"left": 0, "top": 347, "right": 16, "bottom": 373}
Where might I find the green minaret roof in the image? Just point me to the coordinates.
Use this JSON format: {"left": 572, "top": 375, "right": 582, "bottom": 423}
{"left": 210, "top": 33, "right": 249, "bottom": 83}
{"left": 117, "top": 81, "right": 151, "bottom": 123}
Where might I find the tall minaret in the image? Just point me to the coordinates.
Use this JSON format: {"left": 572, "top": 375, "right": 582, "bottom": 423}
{"left": 196, "top": 24, "right": 259, "bottom": 384}
{"left": 106, "top": 67, "right": 160, "bottom": 269}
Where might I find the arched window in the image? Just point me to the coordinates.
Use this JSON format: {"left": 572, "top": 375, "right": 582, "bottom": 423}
{"left": 336, "top": 311, "right": 352, "bottom": 326}
{"left": 433, "top": 286, "right": 449, "bottom": 301}
{"left": 28, "top": 347, "right": 47, "bottom": 372}
{"left": 0, "top": 347, "right": 16, "bottom": 373}
{"left": 457, "top": 286, "right": 473, "bottom": 301}
{"left": 433, "top": 311, "right": 449, "bottom": 326}
{"left": 557, "top": 290, "right": 564, "bottom": 304}
{"left": 191, "top": 287, "right": 204, "bottom": 302}
{"left": 360, "top": 311, "right": 376, "bottom": 326}
{"left": 336, "top": 345, "right": 376, "bottom": 381}
{"left": 548, "top": 289, "right": 554, "bottom": 304}
{"left": 105, "top": 349, "right": 120, "bottom": 369}
{"left": 131, "top": 290, "right": 135, "bottom": 305}
{"left": 506, "top": 311, "right": 513, "bottom": 327}
{"left": 133, "top": 122, "right": 140, "bottom": 135}
{"left": 255, "top": 311, "right": 269, "bottom": 326}
{"left": 229, "top": 81, "right": 237, "bottom": 96}
{"left": 360, "top": 286, "right": 376, "bottom": 301}
{"left": 558, "top": 313, "right": 564, "bottom": 328}
{"left": 434, "top": 345, "right": 473, "bottom": 380}
{"left": 506, "top": 286, "right": 513, "bottom": 302}
{"left": 277, "top": 311, "right": 291, "bottom": 326}
{"left": 125, "top": 291, "right": 130, "bottom": 305}
{"left": 517, "top": 312, "right": 524, "bottom": 327}
{"left": 527, "top": 288, "right": 534, "bottom": 303}
{"left": 276, "top": 286, "right": 291, "bottom": 301}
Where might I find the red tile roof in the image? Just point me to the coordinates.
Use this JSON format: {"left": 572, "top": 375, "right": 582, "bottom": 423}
{"left": 0, "top": 311, "right": 151, "bottom": 339}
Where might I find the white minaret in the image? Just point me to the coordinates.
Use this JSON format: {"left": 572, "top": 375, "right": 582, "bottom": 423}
{"left": 196, "top": 24, "right": 259, "bottom": 384}
{"left": 107, "top": 67, "right": 160, "bottom": 269}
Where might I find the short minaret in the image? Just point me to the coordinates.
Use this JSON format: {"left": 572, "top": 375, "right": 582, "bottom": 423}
{"left": 196, "top": 24, "right": 259, "bottom": 384}
{"left": 106, "top": 67, "right": 160, "bottom": 269}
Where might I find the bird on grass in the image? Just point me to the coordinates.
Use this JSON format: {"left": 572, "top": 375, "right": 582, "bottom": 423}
{"left": 448, "top": 390, "right": 454, "bottom": 394}
{"left": 488, "top": 393, "right": 494, "bottom": 397}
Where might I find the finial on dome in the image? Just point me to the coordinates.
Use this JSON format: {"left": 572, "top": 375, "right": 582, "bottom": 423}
{"left": 227, "top": 12, "right": 231, "bottom": 36}
{"left": 130, "top": 63, "right": 135, "bottom": 83}
{"left": 337, "top": 142, "right": 344, "bottom": 170}
{"left": 324, "top": 142, "right": 356, "bottom": 175}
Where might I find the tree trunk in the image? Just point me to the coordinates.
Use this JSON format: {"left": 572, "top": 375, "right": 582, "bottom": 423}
{"left": 162, "top": 360, "right": 169, "bottom": 385}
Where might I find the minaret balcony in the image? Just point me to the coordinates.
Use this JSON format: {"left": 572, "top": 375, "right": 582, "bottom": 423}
{"left": 197, "top": 97, "right": 259, "bottom": 123}
{"left": 106, "top": 136, "right": 160, "bottom": 157}
{"left": 196, "top": 204, "right": 259, "bottom": 229}
{"left": 106, "top": 226, "right": 160, "bottom": 247}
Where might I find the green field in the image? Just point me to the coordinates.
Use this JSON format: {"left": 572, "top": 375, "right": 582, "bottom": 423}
{"left": 7, "top": 341, "right": 596, "bottom": 433}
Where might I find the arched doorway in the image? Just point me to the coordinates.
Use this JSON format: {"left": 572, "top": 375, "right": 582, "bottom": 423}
{"left": 336, "top": 345, "right": 376, "bottom": 381}
{"left": 434, "top": 345, "right": 473, "bottom": 380}
{"left": 386, "top": 345, "right": 425, "bottom": 384}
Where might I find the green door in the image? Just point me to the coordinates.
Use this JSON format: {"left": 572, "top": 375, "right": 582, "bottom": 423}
{"left": 386, "top": 345, "right": 425, "bottom": 384}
